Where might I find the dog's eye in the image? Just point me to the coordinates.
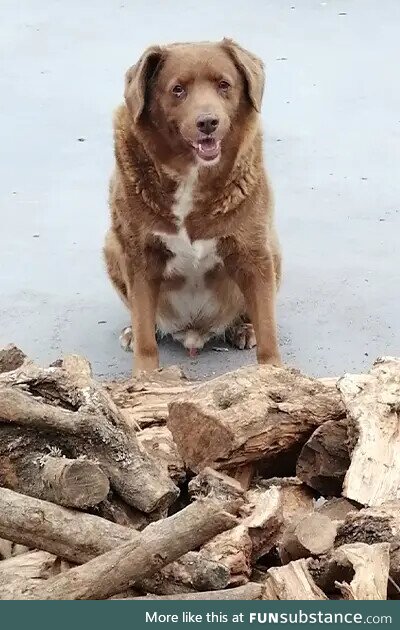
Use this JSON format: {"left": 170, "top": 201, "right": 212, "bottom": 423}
{"left": 218, "top": 80, "right": 230, "bottom": 92}
{"left": 172, "top": 84, "right": 185, "bottom": 98}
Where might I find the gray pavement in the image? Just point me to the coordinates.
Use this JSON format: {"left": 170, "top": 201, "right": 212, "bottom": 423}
{"left": 1, "top": 0, "right": 399, "bottom": 380}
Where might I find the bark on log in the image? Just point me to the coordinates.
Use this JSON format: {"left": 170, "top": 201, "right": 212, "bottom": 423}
{"left": 129, "top": 583, "right": 263, "bottom": 600}
{"left": 0, "top": 426, "right": 109, "bottom": 508}
{"left": 278, "top": 513, "right": 337, "bottom": 563}
{"left": 338, "top": 357, "right": 400, "bottom": 506}
{"left": 141, "top": 551, "right": 231, "bottom": 594}
{"left": 105, "top": 366, "right": 193, "bottom": 429}
{"left": 2, "top": 497, "right": 240, "bottom": 600}
{"left": 168, "top": 365, "right": 344, "bottom": 472}
{"left": 296, "top": 419, "right": 351, "bottom": 495}
{"left": 199, "top": 486, "right": 283, "bottom": 585}
{"left": 0, "top": 344, "right": 27, "bottom": 373}
{"left": 0, "top": 486, "right": 136, "bottom": 563}
{"left": 335, "top": 502, "right": 400, "bottom": 583}
{"left": 188, "top": 468, "right": 245, "bottom": 502}
{"left": 0, "top": 487, "right": 235, "bottom": 594}
{"left": 0, "top": 357, "right": 178, "bottom": 512}
{"left": 334, "top": 543, "right": 390, "bottom": 600}
{"left": 266, "top": 559, "right": 328, "bottom": 600}
{"left": 137, "top": 425, "right": 186, "bottom": 485}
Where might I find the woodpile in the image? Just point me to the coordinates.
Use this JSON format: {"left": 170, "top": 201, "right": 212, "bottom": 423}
{"left": 0, "top": 343, "right": 399, "bottom": 600}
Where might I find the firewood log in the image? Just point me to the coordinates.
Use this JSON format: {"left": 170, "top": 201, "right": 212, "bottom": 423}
{"left": 265, "top": 559, "right": 328, "bottom": 600}
{"left": 188, "top": 467, "right": 245, "bottom": 502}
{"left": 278, "top": 513, "right": 337, "bottom": 563}
{"left": 168, "top": 365, "right": 344, "bottom": 472}
{"left": 137, "top": 425, "right": 186, "bottom": 485}
{"left": 105, "top": 366, "right": 193, "bottom": 429}
{"left": 0, "top": 425, "right": 109, "bottom": 508}
{"left": 198, "top": 486, "right": 283, "bottom": 585}
{"left": 338, "top": 357, "right": 400, "bottom": 506}
{"left": 309, "top": 542, "right": 390, "bottom": 600}
{"left": 296, "top": 419, "right": 351, "bottom": 495}
{"left": 335, "top": 501, "right": 400, "bottom": 584}
{"left": 334, "top": 543, "right": 390, "bottom": 600}
{"left": 0, "top": 352, "right": 178, "bottom": 512}
{"left": 0, "top": 497, "right": 240, "bottom": 600}
{"left": 128, "top": 583, "right": 263, "bottom": 600}
{"left": 0, "top": 487, "right": 235, "bottom": 595}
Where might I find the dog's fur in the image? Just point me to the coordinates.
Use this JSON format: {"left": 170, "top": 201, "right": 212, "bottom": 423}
{"left": 104, "top": 39, "right": 282, "bottom": 373}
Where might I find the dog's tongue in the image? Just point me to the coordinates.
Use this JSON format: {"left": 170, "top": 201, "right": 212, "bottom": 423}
{"left": 197, "top": 138, "right": 221, "bottom": 161}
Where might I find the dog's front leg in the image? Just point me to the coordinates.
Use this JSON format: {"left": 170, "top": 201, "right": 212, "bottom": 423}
{"left": 129, "top": 272, "right": 160, "bottom": 374}
{"left": 223, "top": 245, "right": 281, "bottom": 366}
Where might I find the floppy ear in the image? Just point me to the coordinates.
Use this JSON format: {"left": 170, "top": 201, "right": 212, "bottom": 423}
{"left": 222, "top": 38, "right": 265, "bottom": 112}
{"left": 124, "top": 46, "right": 164, "bottom": 123}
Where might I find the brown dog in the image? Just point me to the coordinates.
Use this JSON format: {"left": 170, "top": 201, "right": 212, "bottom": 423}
{"left": 104, "top": 39, "right": 282, "bottom": 373}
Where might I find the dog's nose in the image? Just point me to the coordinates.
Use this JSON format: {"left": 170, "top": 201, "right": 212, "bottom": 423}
{"left": 196, "top": 115, "right": 219, "bottom": 135}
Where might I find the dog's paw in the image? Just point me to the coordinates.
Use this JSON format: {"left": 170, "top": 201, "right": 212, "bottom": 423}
{"left": 226, "top": 322, "right": 257, "bottom": 350}
{"left": 119, "top": 326, "right": 133, "bottom": 352}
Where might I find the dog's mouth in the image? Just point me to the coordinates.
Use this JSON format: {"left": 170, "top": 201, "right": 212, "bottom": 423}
{"left": 190, "top": 137, "right": 221, "bottom": 163}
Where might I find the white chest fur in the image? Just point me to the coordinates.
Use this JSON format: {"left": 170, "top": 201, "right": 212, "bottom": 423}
{"left": 154, "top": 168, "right": 223, "bottom": 341}
{"left": 159, "top": 167, "right": 221, "bottom": 278}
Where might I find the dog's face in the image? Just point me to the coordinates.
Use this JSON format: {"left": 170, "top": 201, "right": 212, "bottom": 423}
{"left": 125, "top": 40, "right": 265, "bottom": 166}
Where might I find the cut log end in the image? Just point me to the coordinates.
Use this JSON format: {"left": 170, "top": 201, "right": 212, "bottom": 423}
{"left": 41, "top": 456, "right": 110, "bottom": 508}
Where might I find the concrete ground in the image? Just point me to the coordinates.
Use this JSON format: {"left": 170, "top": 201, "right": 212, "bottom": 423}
{"left": 1, "top": 0, "right": 399, "bottom": 380}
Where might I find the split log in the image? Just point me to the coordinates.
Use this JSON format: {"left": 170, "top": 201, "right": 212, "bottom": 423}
{"left": 257, "top": 477, "right": 316, "bottom": 528}
{"left": 0, "top": 354, "right": 178, "bottom": 512}
{"left": 251, "top": 478, "right": 316, "bottom": 564}
{"left": 2, "top": 497, "right": 240, "bottom": 600}
{"left": 137, "top": 426, "right": 186, "bottom": 485}
{"left": 0, "top": 488, "right": 235, "bottom": 594}
{"left": 335, "top": 501, "right": 400, "bottom": 583}
{"left": 198, "top": 486, "right": 283, "bottom": 585}
{"left": 296, "top": 419, "right": 351, "bottom": 495}
{"left": 278, "top": 513, "right": 337, "bottom": 563}
{"left": 105, "top": 366, "right": 193, "bottom": 429}
{"left": 168, "top": 365, "right": 344, "bottom": 472}
{"left": 334, "top": 543, "right": 390, "bottom": 600}
{"left": 265, "top": 559, "right": 328, "bottom": 600}
{"left": 309, "top": 542, "right": 390, "bottom": 599}
{"left": 338, "top": 357, "right": 400, "bottom": 506}
{"left": 0, "top": 344, "right": 27, "bottom": 373}
{"left": 129, "top": 583, "right": 263, "bottom": 600}
{"left": 0, "top": 426, "right": 109, "bottom": 508}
